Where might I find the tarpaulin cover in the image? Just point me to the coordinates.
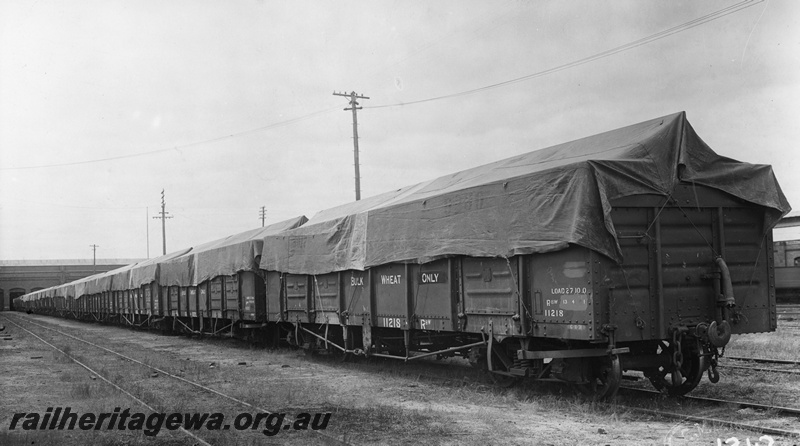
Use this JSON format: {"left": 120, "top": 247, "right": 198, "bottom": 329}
{"left": 85, "top": 264, "right": 132, "bottom": 294}
{"left": 159, "top": 216, "right": 308, "bottom": 286}
{"left": 108, "top": 261, "right": 144, "bottom": 292}
{"left": 260, "top": 112, "right": 791, "bottom": 275}
{"left": 79, "top": 270, "right": 114, "bottom": 295}
{"left": 127, "top": 248, "right": 192, "bottom": 289}
{"left": 61, "top": 283, "right": 75, "bottom": 299}
{"left": 73, "top": 275, "right": 91, "bottom": 297}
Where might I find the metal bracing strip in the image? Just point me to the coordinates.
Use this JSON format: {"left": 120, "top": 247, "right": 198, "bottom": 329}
{"left": 486, "top": 320, "right": 494, "bottom": 372}
{"left": 312, "top": 276, "right": 326, "bottom": 320}
{"left": 504, "top": 256, "right": 531, "bottom": 334}
{"left": 642, "top": 195, "right": 672, "bottom": 239}
{"left": 311, "top": 276, "right": 331, "bottom": 347}
{"left": 369, "top": 339, "right": 489, "bottom": 362}
{"left": 211, "top": 321, "right": 234, "bottom": 336}
{"left": 134, "top": 315, "right": 151, "bottom": 327}
{"left": 655, "top": 214, "right": 665, "bottom": 339}
{"left": 401, "top": 340, "right": 488, "bottom": 362}
{"left": 343, "top": 276, "right": 360, "bottom": 316}
{"left": 173, "top": 317, "right": 201, "bottom": 335}
{"left": 409, "top": 266, "right": 422, "bottom": 329}
{"left": 299, "top": 325, "right": 346, "bottom": 352}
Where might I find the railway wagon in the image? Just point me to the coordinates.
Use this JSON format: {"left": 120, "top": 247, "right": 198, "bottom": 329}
{"left": 256, "top": 111, "right": 789, "bottom": 398}
{"left": 16, "top": 112, "right": 790, "bottom": 399}
{"left": 154, "top": 216, "right": 307, "bottom": 334}
{"left": 25, "top": 217, "right": 307, "bottom": 329}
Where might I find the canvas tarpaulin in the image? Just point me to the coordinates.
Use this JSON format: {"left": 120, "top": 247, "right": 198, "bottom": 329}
{"left": 259, "top": 112, "right": 790, "bottom": 275}
{"left": 159, "top": 216, "right": 308, "bottom": 286}
{"left": 127, "top": 248, "right": 193, "bottom": 289}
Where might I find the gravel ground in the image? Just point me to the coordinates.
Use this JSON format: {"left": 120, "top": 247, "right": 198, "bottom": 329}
{"left": 1, "top": 313, "right": 797, "bottom": 446}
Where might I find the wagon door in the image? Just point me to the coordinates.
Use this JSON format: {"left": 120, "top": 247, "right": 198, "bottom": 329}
{"left": 224, "top": 275, "right": 240, "bottom": 321}
{"left": 342, "top": 270, "right": 370, "bottom": 326}
{"left": 412, "top": 259, "right": 458, "bottom": 332}
{"left": 609, "top": 184, "right": 775, "bottom": 342}
{"left": 461, "top": 257, "right": 521, "bottom": 336}
{"left": 284, "top": 274, "right": 311, "bottom": 323}
{"left": 313, "top": 273, "right": 341, "bottom": 325}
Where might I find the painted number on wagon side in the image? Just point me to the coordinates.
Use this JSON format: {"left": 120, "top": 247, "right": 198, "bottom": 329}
{"left": 382, "top": 317, "right": 402, "bottom": 328}
{"left": 551, "top": 287, "right": 587, "bottom": 295}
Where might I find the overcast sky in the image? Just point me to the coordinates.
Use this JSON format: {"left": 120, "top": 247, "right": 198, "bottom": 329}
{"left": 1, "top": 0, "right": 798, "bottom": 261}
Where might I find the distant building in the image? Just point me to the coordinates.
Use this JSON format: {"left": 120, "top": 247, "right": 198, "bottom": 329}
{"left": 0, "top": 259, "right": 142, "bottom": 311}
{"left": 774, "top": 240, "right": 800, "bottom": 267}
{"left": 774, "top": 240, "right": 800, "bottom": 303}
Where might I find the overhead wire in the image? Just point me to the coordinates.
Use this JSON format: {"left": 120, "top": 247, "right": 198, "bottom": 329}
{"left": 1, "top": 1, "right": 761, "bottom": 171}
{"left": 367, "top": 0, "right": 763, "bottom": 109}
{"left": 0, "top": 106, "right": 341, "bottom": 171}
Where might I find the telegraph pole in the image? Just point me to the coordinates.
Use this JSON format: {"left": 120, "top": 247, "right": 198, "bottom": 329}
{"left": 89, "top": 244, "right": 99, "bottom": 274}
{"left": 259, "top": 206, "right": 267, "bottom": 227}
{"left": 152, "top": 189, "right": 173, "bottom": 255}
{"left": 333, "top": 90, "right": 369, "bottom": 201}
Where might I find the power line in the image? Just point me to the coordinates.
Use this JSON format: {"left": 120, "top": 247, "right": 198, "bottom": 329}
{"left": 368, "top": 0, "right": 763, "bottom": 109}
{"left": 1, "top": 106, "right": 340, "bottom": 171}
{"left": 0, "top": 1, "right": 761, "bottom": 172}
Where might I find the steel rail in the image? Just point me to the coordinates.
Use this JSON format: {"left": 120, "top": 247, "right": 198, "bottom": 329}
{"left": 4, "top": 313, "right": 353, "bottom": 446}
{"left": 2, "top": 315, "right": 213, "bottom": 446}
{"left": 620, "top": 387, "right": 800, "bottom": 418}
{"left": 717, "top": 364, "right": 800, "bottom": 375}
{"left": 724, "top": 356, "right": 800, "bottom": 366}
{"left": 619, "top": 387, "right": 800, "bottom": 438}
{"left": 621, "top": 405, "right": 800, "bottom": 439}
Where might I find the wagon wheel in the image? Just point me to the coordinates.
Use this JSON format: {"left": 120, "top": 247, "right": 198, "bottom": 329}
{"left": 644, "top": 341, "right": 706, "bottom": 396}
{"left": 575, "top": 354, "right": 622, "bottom": 400}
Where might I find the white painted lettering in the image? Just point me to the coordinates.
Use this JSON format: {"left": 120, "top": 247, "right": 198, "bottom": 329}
{"left": 380, "top": 275, "right": 402, "bottom": 285}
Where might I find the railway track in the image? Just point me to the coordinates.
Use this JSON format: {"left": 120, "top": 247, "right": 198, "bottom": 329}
{"left": 724, "top": 356, "right": 800, "bottom": 365}
{"left": 1, "top": 313, "right": 350, "bottom": 446}
{"left": 364, "top": 365, "right": 800, "bottom": 440}
{"left": 5, "top": 312, "right": 799, "bottom": 443}
{"left": 718, "top": 356, "right": 800, "bottom": 375}
{"left": 371, "top": 350, "right": 800, "bottom": 439}
{"left": 329, "top": 359, "right": 800, "bottom": 440}
{"left": 617, "top": 387, "right": 800, "bottom": 439}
